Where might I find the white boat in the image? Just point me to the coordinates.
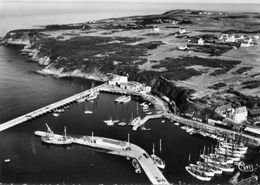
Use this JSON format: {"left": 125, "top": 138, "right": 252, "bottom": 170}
{"left": 209, "top": 153, "right": 234, "bottom": 164}
{"left": 84, "top": 103, "right": 93, "bottom": 114}
{"left": 4, "top": 159, "right": 11, "bottom": 163}
{"left": 161, "top": 120, "right": 165, "bottom": 123}
{"left": 84, "top": 110, "right": 93, "bottom": 114}
{"left": 197, "top": 161, "right": 222, "bottom": 175}
{"left": 189, "top": 164, "right": 215, "bottom": 177}
{"left": 219, "top": 141, "right": 247, "bottom": 152}
{"left": 180, "top": 126, "right": 188, "bottom": 130}
{"left": 218, "top": 145, "right": 246, "bottom": 155}
{"left": 41, "top": 124, "right": 73, "bottom": 145}
{"left": 215, "top": 147, "right": 243, "bottom": 158}
{"left": 151, "top": 143, "right": 165, "bottom": 169}
{"left": 132, "top": 159, "right": 141, "bottom": 173}
{"left": 208, "top": 162, "right": 234, "bottom": 173}
{"left": 52, "top": 112, "right": 59, "bottom": 117}
{"left": 141, "top": 126, "right": 151, "bottom": 131}
{"left": 115, "top": 95, "right": 126, "bottom": 102}
{"left": 185, "top": 127, "right": 194, "bottom": 134}
{"left": 104, "top": 116, "right": 115, "bottom": 126}
{"left": 121, "top": 96, "right": 131, "bottom": 103}
{"left": 146, "top": 112, "right": 152, "bottom": 115}
{"left": 185, "top": 166, "right": 212, "bottom": 181}
{"left": 118, "top": 122, "right": 127, "bottom": 126}
{"left": 174, "top": 122, "right": 179, "bottom": 126}
{"left": 201, "top": 154, "right": 231, "bottom": 166}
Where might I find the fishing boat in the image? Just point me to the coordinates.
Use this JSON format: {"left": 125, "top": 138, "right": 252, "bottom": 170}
{"left": 132, "top": 159, "right": 141, "bottom": 173}
{"left": 219, "top": 141, "right": 247, "bottom": 152}
{"left": 115, "top": 95, "right": 126, "bottom": 103}
{"left": 104, "top": 116, "right": 116, "bottom": 126}
{"left": 161, "top": 120, "right": 166, "bottom": 123}
{"left": 151, "top": 143, "right": 165, "bottom": 169}
{"left": 185, "top": 166, "right": 212, "bottom": 181}
{"left": 189, "top": 164, "right": 214, "bottom": 177}
{"left": 121, "top": 96, "right": 131, "bottom": 103}
{"left": 41, "top": 124, "right": 73, "bottom": 145}
{"left": 209, "top": 153, "right": 234, "bottom": 164}
{"left": 140, "top": 126, "right": 151, "bottom": 131}
{"left": 146, "top": 112, "right": 152, "bottom": 115}
{"left": 52, "top": 111, "right": 60, "bottom": 117}
{"left": 118, "top": 122, "right": 127, "bottom": 126}
{"left": 201, "top": 154, "right": 231, "bottom": 166}
{"left": 4, "top": 159, "right": 11, "bottom": 163}
{"left": 238, "top": 161, "right": 256, "bottom": 172}
{"left": 206, "top": 160, "right": 234, "bottom": 173}
{"left": 197, "top": 161, "right": 222, "bottom": 175}
{"left": 215, "top": 147, "right": 243, "bottom": 158}
{"left": 174, "top": 122, "right": 179, "bottom": 126}
{"left": 185, "top": 127, "right": 195, "bottom": 134}
{"left": 84, "top": 103, "right": 93, "bottom": 114}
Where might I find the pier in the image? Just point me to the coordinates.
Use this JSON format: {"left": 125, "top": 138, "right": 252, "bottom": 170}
{"left": 0, "top": 83, "right": 107, "bottom": 132}
{"left": 35, "top": 131, "right": 170, "bottom": 185}
{"left": 132, "top": 114, "right": 163, "bottom": 131}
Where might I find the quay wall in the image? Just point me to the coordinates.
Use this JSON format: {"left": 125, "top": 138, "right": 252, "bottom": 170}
{"left": 164, "top": 113, "right": 260, "bottom": 147}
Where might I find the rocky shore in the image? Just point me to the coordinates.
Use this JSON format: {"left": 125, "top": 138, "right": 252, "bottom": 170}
{"left": 1, "top": 9, "right": 260, "bottom": 118}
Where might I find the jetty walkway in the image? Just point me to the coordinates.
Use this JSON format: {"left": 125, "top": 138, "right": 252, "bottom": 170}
{"left": 132, "top": 114, "right": 163, "bottom": 131}
{"left": 0, "top": 83, "right": 107, "bottom": 132}
{"left": 35, "top": 131, "right": 170, "bottom": 185}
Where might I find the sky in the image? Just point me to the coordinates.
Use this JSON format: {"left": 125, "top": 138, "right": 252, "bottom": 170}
{"left": 2, "top": 0, "right": 260, "bottom": 3}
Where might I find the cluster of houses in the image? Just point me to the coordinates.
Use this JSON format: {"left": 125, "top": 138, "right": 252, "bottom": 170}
{"left": 108, "top": 75, "right": 151, "bottom": 94}
{"left": 214, "top": 103, "right": 260, "bottom": 136}
{"left": 215, "top": 104, "right": 248, "bottom": 124}
{"left": 218, "top": 34, "right": 259, "bottom": 47}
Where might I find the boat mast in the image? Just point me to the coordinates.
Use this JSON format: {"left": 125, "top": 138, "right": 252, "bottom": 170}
{"left": 159, "top": 139, "right": 162, "bottom": 152}
{"left": 64, "top": 126, "right": 67, "bottom": 139}
{"left": 152, "top": 143, "right": 155, "bottom": 155}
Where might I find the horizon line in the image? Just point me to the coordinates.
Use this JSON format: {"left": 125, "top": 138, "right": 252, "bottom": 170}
{"left": 3, "top": 0, "right": 260, "bottom": 4}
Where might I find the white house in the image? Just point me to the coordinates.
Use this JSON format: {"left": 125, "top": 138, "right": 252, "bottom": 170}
{"left": 226, "top": 35, "right": 236, "bottom": 42}
{"left": 119, "top": 81, "right": 151, "bottom": 93}
{"left": 179, "top": 28, "right": 187, "bottom": 34}
{"left": 153, "top": 27, "right": 160, "bottom": 32}
{"left": 198, "top": 38, "right": 204, "bottom": 45}
{"left": 215, "top": 104, "right": 234, "bottom": 117}
{"left": 108, "top": 75, "right": 128, "bottom": 86}
{"left": 233, "top": 106, "right": 248, "bottom": 123}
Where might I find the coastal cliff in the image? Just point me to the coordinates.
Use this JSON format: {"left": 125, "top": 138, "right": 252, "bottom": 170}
{"left": 1, "top": 9, "right": 260, "bottom": 116}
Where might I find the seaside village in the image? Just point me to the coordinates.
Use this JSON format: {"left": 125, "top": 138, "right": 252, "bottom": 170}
{"left": 35, "top": 74, "right": 260, "bottom": 184}
{"left": 2, "top": 71, "right": 259, "bottom": 184}
{"left": 2, "top": 11, "right": 260, "bottom": 185}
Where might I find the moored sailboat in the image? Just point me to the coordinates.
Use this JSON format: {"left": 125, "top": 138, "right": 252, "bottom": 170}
{"left": 151, "top": 143, "right": 165, "bottom": 169}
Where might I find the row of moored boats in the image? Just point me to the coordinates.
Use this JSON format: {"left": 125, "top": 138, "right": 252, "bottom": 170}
{"left": 186, "top": 141, "right": 249, "bottom": 181}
